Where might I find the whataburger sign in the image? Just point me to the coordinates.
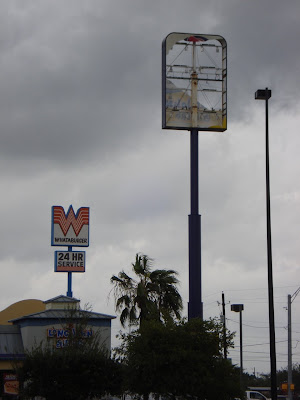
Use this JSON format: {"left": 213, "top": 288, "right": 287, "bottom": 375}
{"left": 51, "top": 205, "right": 89, "bottom": 273}
{"left": 51, "top": 205, "right": 89, "bottom": 247}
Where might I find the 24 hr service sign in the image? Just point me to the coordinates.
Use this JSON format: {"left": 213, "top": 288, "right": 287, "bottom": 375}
{"left": 51, "top": 205, "right": 90, "bottom": 247}
{"left": 55, "top": 251, "right": 86, "bottom": 272}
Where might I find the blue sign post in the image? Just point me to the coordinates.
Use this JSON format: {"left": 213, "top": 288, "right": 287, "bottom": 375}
{"left": 67, "top": 246, "right": 73, "bottom": 297}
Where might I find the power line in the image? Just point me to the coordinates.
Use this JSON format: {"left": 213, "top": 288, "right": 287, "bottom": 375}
{"left": 205, "top": 285, "right": 300, "bottom": 297}
{"left": 227, "top": 317, "right": 286, "bottom": 329}
{"left": 242, "top": 340, "right": 288, "bottom": 347}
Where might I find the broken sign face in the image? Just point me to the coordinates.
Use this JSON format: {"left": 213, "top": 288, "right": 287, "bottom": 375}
{"left": 162, "top": 33, "right": 227, "bottom": 132}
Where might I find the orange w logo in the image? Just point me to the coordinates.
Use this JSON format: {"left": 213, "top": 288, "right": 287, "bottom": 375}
{"left": 53, "top": 206, "right": 89, "bottom": 237}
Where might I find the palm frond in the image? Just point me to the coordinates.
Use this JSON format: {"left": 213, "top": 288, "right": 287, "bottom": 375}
{"left": 116, "top": 295, "right": 131, "bottom": 310}
{"left": 120, "top": 308, "right": 129, "bottom": 328}
{"left": 132, "top": 253, "right": 153, "bottom": 277}
{"left": 129, "top": 306, "right": 138, "bottom": 326}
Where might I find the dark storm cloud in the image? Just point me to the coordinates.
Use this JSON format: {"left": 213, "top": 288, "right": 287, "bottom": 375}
{"left": 0, "top": 1, "right": 160, "bottom": 165}
{"left": 0, "top": 0, "right": 221, "bottom": 168}
{"left": 211, "top": 1, "right": 300, "bottom": 118}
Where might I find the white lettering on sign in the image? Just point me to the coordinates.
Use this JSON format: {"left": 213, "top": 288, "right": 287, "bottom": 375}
{"left": 47, "top": 328, "right": 93, "bottom": 349}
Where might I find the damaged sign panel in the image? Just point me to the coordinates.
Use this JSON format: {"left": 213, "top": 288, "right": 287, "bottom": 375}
{"left": 162, "top": 33, "right": 227, "bottom": 132}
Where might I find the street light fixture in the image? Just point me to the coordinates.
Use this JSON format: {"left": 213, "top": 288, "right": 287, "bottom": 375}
{"left": 255, "top": 88, "right": 277, "bottom": 400}
{"left": 231, "top": 304, "right": 244, "bottom": 388}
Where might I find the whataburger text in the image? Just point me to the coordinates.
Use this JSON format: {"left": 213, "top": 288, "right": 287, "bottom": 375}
{"left": 54, "top": 237, "right": 88, "bottom": 244}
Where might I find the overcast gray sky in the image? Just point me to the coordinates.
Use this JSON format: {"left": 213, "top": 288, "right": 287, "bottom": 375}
{"left": 0, "top": 0, "right": 300, "bottom": 375}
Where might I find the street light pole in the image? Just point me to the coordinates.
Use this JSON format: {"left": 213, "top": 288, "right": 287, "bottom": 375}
{"left": 231, "top": 304, "right": 244, "bottom": 389}
{"left": 255, "top": 88, "right": 277, "bottom": 400}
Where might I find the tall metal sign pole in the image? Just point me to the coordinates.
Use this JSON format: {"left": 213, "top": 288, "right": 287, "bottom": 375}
{"left": 189, "top": 127, "right": 202, "bottom": 318}
{"left": 162, "top": 33, "right": 227, "bottom": 320}
{"left": 51, "top": 205, "right": 90, "bottom": 297}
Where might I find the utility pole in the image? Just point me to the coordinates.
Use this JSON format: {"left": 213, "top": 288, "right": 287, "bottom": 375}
{"left": 288, "top": 294, "right": 292, "bottom": 400}
{"left": 222, "top": 292, "right": 227, "bottom": 358}
{"left": 287, "top": 286, "right": 300, "bottom": 400}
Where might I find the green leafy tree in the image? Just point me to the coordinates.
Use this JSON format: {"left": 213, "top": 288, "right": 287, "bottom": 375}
{"left": 115, "top": 318, "right": 242, "bottom": 400}
{"left": 111, "top": 253, "right": 182, "bottom": 327}
{"left": 18, "top": 343, "right": 123, "bottom": 400}
{"left": 16, "top": 306, "right": 123, "bottom": 400}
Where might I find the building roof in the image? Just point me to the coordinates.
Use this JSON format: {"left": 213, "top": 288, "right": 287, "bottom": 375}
{"left": 44, "top": 295, "right": 81, "bottom": 311}
{"left": 0, "top": 325, "right": 24, "bottom": 360}
{"left": 9, "top": 309, "right": 115, "bottom": 323}
{"left": 9, "top": 295, "right": 116, "bottom": 324}
{"left": 44, "top": 295, "right": 80, "bottom": 304}
{"left": 4, "top": 295, "right": 115, "bottom": 326}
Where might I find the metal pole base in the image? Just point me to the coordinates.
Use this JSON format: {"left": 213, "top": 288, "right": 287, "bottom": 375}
{"left": 188, "top": 214, "right": 203, "bottom": 320}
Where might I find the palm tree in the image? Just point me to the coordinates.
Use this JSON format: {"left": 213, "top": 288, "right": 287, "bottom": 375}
{"left": 110, "top": 253, "right": 183, "bottom": 328}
